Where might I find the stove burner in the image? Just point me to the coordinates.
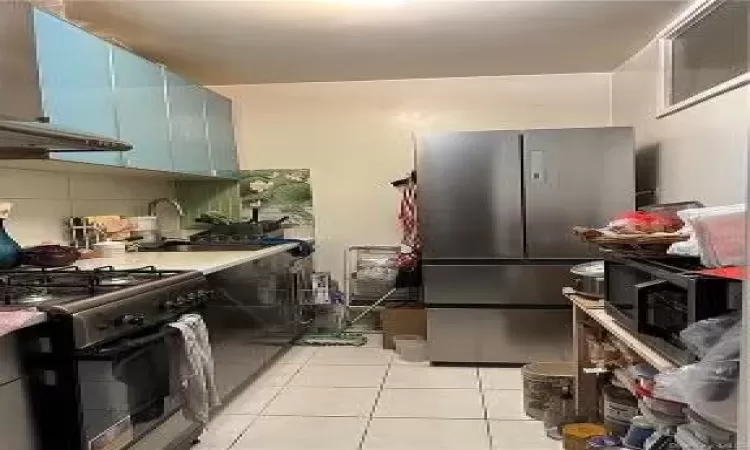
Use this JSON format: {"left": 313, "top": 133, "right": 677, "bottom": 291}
{"left": 16, "top": 288, "right": 55, "bottom": 305}
{"left": 98, "top": 275, "right": 138, "bottom": 286}
{"left": 0, "top": 266, "right": 189, "bottom": 306}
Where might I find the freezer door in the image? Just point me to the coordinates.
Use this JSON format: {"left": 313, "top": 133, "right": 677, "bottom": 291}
{"left": 427, "top": 308, "right": 481, "bottom": 363}
{"left": 423, "top": 264, "right": 573, "bottom": 306}
{"left": 523, "top": 127, "right": 635, "bottom": 258}
{"left": 478, "top": 308, "right": 573, "bottom": 363}
{"left": 426, "top": 308, "right": 573, "bottom": 364}
{"left": 418, "top": 131, "right": 524, "bottom": 259}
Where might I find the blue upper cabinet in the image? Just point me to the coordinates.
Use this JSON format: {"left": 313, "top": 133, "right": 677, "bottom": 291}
{"left": 166, "top": 73, "right": 212, "bottom": 175}
{"left": 32, "top": 7, "right": 237, "bottom": 176}
{"left": 205, "top": 90, "right": 239, "bottom": 178}
{"left": 111, "top": 47, "right": 172, "bottom": 172}
{"left": 33, "top": 9, "right": 121, "bottom": 166}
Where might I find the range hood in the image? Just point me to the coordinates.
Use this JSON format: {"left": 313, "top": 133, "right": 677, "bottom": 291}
{"left": 0, "top": 120, "right": 132, "bottom": 158}
{"left": 0, "top": 2, "right": 132, "bottom": 158}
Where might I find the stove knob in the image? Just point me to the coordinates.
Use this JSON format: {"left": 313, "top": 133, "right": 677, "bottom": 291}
{"left": 195, "top": 290, "right": 212, "bottom": 301}
{"left": 118, "top": 313, "right": 145, "bottom": 327}
{"left": 162, "top": 299, "right": 178, "bottom": 310}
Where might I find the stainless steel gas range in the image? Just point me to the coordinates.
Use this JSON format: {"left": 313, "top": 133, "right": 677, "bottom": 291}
{"left": 4, "top": 266, "right": 211, "bottom": 450}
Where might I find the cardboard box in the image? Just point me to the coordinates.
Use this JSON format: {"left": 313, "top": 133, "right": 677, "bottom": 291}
{"left": 381, "top": 307, "right": 426, "bottom": 349}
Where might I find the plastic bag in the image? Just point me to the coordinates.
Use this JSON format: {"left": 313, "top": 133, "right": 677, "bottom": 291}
{"left": 608, "top": 211, "right": 682, "bottom": 234}
{"left": 654, "top": 316, "right": 741, "bottom": 432}
{"left": 677, "top": 205, "right": 746, "bottom": 267}
{"left": 667, "top": 225, "right": 702, "bottom": 257}
{"left": 679, "top": 313, "right": 741, "bottom": 358}
{"left": 701, "top": 322, "right": 741, "bottom": 363}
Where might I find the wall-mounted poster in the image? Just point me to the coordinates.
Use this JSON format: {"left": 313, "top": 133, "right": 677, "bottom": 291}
{"left": 239, "top": 169, "right": 314, "bottom": 238}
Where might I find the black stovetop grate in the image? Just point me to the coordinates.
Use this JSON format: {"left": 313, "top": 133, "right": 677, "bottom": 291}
{"left": 0, "top": 266, "right": 186, "bottom": 305}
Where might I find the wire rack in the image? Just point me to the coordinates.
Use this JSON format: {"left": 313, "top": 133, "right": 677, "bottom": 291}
{"left": 344, "top": 245, "right": 419, "bottom": 307}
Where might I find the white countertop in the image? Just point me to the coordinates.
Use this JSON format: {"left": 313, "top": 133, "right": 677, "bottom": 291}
{"left": 72, "top": 243, "right": 301, "bottom": 274}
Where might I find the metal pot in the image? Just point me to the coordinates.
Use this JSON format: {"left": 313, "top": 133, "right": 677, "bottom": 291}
{"left": 570, "top": 260, "right": 605, "bottom": 298}
{"left": 22, "top": 245, "right": 80, "bottom": 267}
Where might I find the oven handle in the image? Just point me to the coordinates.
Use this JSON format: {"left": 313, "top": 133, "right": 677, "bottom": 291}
{"left": 80, "top": 326, "right": 180, "bottom": 358}
{"left": 634, "top": 279, "right": 668, "bottom": 333}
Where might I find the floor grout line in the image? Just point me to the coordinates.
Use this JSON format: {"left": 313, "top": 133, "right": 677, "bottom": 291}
{"left": 225, "top": 347, "right": 534, "bottom": 450}
{"left": 356, "top": 352, "right": 393, "bottom": 450}
{"left": 225, "top": 347, "right": 316, "bottom": 449}
{"left": 477, "top": 367, "right": 496, "bottom": 450}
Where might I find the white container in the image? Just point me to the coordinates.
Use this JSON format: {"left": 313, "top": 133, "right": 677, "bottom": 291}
{"left": 93, "top": 240, "right": 127, "bottom": 258}
{"left": 129, "top": 216, "right": 161, "bottom": 244}
{"left": 394, "top": 335, "right": 427, "bottom": 362}
{"left": 130, "top": 216, "right": 158, "bottom": 231}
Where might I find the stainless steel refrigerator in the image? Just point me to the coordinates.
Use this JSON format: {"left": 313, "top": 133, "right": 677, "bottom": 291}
{"left": 418, "top": 127, "right": 634, "bottom": 363}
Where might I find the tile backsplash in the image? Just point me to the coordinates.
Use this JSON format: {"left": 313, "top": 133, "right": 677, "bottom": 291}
{"left": 0, "top": 167, "right": 177, "bottom": 246}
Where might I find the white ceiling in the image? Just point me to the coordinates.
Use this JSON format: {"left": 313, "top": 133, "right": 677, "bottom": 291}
{"left": 65, "top": 0, "right": 687, "bottom": 85}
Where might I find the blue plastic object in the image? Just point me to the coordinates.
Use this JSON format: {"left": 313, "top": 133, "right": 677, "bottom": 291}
{"left": 0, "top": 219, "right": 22, "bottom": 269}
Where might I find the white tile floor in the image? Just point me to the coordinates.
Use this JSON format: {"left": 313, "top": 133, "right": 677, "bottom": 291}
{"left": 195, "top": 335, "right": 563, "bottom": 450}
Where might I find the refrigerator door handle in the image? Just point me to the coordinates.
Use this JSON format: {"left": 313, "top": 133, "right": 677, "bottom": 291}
{"left": 529, "top": 150, "right": 546, "bottom": 183}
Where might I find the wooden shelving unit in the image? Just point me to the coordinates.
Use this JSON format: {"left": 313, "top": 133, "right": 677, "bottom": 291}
{"left": 565, "top": 288, "right": 678, "bottom": 418}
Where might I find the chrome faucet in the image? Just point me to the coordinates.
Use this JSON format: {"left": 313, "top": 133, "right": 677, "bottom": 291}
{"left": 147, "top": 198, "right": 185, "bottom": 217}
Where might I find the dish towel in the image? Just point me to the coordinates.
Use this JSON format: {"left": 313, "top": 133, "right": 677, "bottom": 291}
{"left": 168, "top": 314, "right": 220, "bottom": 425}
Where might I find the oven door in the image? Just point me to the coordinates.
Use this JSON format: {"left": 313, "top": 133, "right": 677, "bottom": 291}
{"left": 76, "top": 325, "right": 185, "bottom": 450}
{"left": 633, "top": 278, "right": 699, "bottom": 364}
{"left": 604, "top": 259, "right": 652, "bottom": 330}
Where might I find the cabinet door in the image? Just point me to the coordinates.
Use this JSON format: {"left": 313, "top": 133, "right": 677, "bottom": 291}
{"left": 0, "top": 2, "right": 43, "bottom": 121}
{"left": 166, "top": 72, "right": 211, "bottom": 175}
{"left": 205, "top": 90, "right": 239, "bottom": 178}
{"left": 33, "top": 8, "right": 121, "bottom": 166}
{"left": 111, "top": 46, "right": 173, "bottom": 171}
{"left": 0, "top": 379, "right": 39, "bottom": 450}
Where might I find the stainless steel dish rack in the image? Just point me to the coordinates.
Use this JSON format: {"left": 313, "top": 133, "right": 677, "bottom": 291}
{"left": 345, "top": 245, "right": 414, "bottom": 307}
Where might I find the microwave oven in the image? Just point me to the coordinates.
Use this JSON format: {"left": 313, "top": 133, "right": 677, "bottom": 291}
{"left": 604, "top": 256, "right": 742, "bottom": 365}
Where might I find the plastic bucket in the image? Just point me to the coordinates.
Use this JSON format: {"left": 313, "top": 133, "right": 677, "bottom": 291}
{"left": 394, "top": 335, "right": 427, "bottom": 362}
{"left": 522, "top": 362, "right": 576, "bottom": 420}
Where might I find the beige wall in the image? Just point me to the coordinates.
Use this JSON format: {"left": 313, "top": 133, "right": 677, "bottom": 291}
{"left": 214, "top": 73, "right": 612, "bottom": 280}
{"left": 611, "top": 42, "right": 749, "bottom": 206}
{"left": 0, "top": 166, "right": 176, "bottom": 246}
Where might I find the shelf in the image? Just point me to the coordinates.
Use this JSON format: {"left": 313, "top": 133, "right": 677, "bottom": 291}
{"left": 565, "top": 289, "right": 678, "bottom": 372}
{"left": 612, "top": 368, "right": 638, "bottom": 396}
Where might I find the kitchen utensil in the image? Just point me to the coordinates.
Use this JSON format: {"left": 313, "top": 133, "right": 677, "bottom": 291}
{"left": 93, "top": 240, "right": 127, "bottom": 258}
{"left": 570, "top": 261, "right": 605, "bottom": 298}
{"left": 0, "top": 203, "right": 22, "bottom": 269}
{"left": 22, "top": 245, "right": 80, "bottom": 267}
